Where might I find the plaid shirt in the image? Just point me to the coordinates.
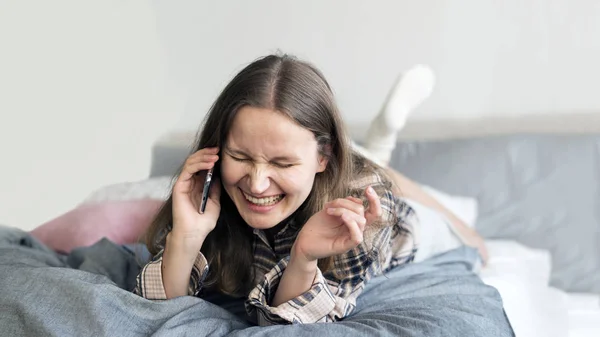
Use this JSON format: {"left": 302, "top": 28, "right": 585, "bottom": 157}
{"left": 134, "top": 170, "right": 418, "bottom": 325}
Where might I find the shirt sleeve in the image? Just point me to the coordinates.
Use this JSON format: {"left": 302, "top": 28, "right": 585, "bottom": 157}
{"left": 382, "top": 193, "right": 419, "bottom": 269}
{"left": 350, "top": 169, "right": 419, "bottom": 269}
{"left": 245, "top": 256, "right": 358, "bottom": 325}
{"left": 133, "top": 249, "right": 209, "bottom": 299}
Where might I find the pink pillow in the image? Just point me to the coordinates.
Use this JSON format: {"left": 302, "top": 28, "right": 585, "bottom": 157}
{"left": 30, "top": 199, "right": 165, "bottom": 254}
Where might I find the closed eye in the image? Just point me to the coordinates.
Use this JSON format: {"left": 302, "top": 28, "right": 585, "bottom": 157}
{"left": 272, "top": 162, "right": 294, "bottom": 169}
{"left": 226, "top": 150, "right": 295, "bottom": 168}
{"left": 230, "top": 156, "right": 250, "bottom": 162}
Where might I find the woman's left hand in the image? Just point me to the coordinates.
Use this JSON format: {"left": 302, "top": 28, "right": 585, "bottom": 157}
{"left": 292, "top": 186, "right": 383, "bottom": 263}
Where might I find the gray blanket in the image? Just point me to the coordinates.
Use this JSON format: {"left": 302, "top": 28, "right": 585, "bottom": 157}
{"left": 0, "top": 225, "right": 514, "bottom": 336}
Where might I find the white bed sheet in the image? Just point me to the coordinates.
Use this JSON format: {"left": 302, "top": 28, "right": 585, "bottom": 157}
{"left": 481, "top": 241, "right": 600, "bottom": 337}
{"left": 566, "top": 293, "right": 600, "bottom": 337}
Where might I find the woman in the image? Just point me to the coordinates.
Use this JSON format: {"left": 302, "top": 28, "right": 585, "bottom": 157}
{"left": 134, "top": 54, "right": 485, "bottom": 325}
{"left": 352, "top": 63, "right": 488, "bottom": 264}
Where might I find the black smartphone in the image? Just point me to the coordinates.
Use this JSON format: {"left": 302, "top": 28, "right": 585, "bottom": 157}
{"left": 199, "top": 167, "right": 214, "bottom": 214}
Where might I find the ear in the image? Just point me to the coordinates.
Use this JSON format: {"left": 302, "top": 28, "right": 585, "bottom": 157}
{"left": 317, "top": 145, "right": 331, "bottom": 173}
{"left": 317, "top": 155, "right": 328, "bottom": 173}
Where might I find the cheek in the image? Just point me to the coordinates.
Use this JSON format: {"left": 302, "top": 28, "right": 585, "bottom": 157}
{"left": 275, "top": 167, "right": 317, "bottom": 194}
{"left": 220, "top": 159, "right": 245, "bottom": 186}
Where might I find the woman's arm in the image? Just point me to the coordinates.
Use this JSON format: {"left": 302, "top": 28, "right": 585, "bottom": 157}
{"left": 271, "top": 250, "right": 317, "bottom": 307}
{"left": 161, "top": 232, "right": 206, "bottom": 298}
{"left": 133, "top": 233, "right": 208, "bottom": 300}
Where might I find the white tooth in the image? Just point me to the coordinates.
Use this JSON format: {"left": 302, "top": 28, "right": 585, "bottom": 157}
{"left": 243, "top": 192, "right": 282, "bottom": 205}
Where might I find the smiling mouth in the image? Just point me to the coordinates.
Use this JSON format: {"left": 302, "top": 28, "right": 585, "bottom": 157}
{"left": 241, "top": 190, "right": 285, "bottom": 206}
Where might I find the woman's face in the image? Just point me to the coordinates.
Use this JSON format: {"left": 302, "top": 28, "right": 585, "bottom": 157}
{"left": 221, "top": 106, "right": 328, "bottom": 230}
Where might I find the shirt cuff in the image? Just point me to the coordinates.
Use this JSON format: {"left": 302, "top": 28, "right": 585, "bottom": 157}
{"left": 188, "top": 253, "right": 210, "bottom": 296}
{"left": 246, "top": 256, "right": 337, "bottom": 325}
{"left": 136, "top": 251, "right": 208, "bottom": 299}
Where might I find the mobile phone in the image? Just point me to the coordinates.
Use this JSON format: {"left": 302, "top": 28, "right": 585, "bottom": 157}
{"left": 199, "top": 168, "right": 214, "bottom": 214}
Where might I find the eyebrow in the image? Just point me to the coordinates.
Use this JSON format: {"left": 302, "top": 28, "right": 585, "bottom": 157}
{"left": 224, "top": 147, "right": 300, "bottom": 162}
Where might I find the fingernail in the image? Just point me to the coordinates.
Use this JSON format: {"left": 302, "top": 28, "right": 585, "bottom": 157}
{"left": 327, "top": 208, "right": 335, "bottom": 215}
{"left": 368, "top": 186, "right": 375, "bottom": 194}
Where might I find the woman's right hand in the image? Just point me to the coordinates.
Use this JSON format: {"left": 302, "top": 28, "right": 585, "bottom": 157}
{"left": 171, "top": 147, "right": 221, "bottom": 248}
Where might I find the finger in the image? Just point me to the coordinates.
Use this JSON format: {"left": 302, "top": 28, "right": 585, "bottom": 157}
{"left": 327, "top": 208, "right": 367, "bottom": 229}
{"left": 184, "top": 148, "right": 219, "bottom": 168}
{"left": 191, "top": 156, "right": 219, "bottom": 177}
{"left": 328, "top": 198, "right": 365, "bottom": 216}
{"left": 364, "top": 186, "right": 382, "bottom": 222}
{"left": 186, "top": 148, "right": 219, "bottom": 165}
{"left": 178, "top": 161, "right": 216, "bottom": 183}
{"left": 349, "top": 210, "right": 367, "bottom": 231}
{"left": 341, "top": 212, "right": 364, "bottom": 247}
{"left": 346, "top": 196, "right": 364, "bottom": 205}
{"left": 191, "top": 175, "right": 203, "bottom": 209}
{"left": 186, "top": 154, "right": 219, "bottom": 168}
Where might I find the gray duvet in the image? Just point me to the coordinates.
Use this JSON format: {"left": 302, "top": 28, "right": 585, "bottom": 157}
{"left": 0, "top": 225, "right": 514, "bottom": 337}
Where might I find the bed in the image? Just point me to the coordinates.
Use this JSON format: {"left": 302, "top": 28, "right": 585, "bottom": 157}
{"left": 144, "top": 114, "right": 600, "bottom": 337}
{"left": 2, "top": 115, "right": 599, "bottom": 336}
{"left": 381, "top": 115, "right": 600, "bottom": 337}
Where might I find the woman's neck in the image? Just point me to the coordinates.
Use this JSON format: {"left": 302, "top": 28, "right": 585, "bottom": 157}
{"left": 263, "top": 213, "right": 296, "bottom": 247}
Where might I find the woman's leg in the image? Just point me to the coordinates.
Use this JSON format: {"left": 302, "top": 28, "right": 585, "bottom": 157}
{"left": 360, "top": 64, "right": 436, "bottom": 166}
{"left": 354, "top": 65, "right": 488, "bottom": 264}
{"left": 386, "top": 168, "right": 489, "bottom": 265}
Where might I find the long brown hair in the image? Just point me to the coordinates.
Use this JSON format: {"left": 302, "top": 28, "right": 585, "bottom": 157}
{"left": 145, "top": 54, "right": 381, "bottom": 296}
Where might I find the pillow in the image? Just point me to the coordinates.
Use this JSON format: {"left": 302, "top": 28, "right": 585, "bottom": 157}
{"left": 420, "top": 184, "right": 478, "bottom": 227}
{"left": 81, "top": 176, "right": 173, "bottom": 205}
{"left": 31, "top": 176, "right": 173, "bottom": 253}
{"left": 407, "top": 185, "right": 478, "bottom": 263}
{"left": 30, "top": 199, "right": 164, "bottom": 254}
{"left": 407, "top": 198, "right": 462, "bottom": 263}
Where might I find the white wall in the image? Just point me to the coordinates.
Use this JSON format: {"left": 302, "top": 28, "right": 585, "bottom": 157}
{"left": 0, "top": 1, "right": 182, "bottom": 230}
{"left": 2, "top": 0, "right": 600, "bottom": 231}
{"left": 152, "top": 0, "right": 600, "bottom": 129}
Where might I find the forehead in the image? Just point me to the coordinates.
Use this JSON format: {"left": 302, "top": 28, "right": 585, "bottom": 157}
{"left": 226, "top": 106, "right": 318, "bottom": 155}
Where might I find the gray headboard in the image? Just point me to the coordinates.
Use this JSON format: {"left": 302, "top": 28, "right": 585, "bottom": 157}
{"left": 149, "top": 114, "right": 600, "bottom": 294}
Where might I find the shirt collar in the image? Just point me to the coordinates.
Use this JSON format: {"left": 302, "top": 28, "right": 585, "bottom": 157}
{"left": 252, "top": 217, "right": 299, "bottom": 240}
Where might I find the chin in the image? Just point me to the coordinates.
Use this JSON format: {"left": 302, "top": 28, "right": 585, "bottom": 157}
{"left": 235, "top": 201, "right": 295, "bottom": 230}
{"left": 242, "top": 216, "right": 280, "bottom": 230}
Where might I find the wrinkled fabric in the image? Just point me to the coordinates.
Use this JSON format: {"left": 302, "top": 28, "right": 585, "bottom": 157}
{"left": 0, "top": 225, "right": 513, "bottom": 336}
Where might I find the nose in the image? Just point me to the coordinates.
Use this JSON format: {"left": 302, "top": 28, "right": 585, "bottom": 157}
{"left": 248, "top": 165, "right": 271, "bottom": 195}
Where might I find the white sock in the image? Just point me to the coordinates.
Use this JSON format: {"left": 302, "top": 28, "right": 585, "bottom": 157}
{"left": 351, "top": 140, "right": 386, "bottom": 167}
{"left": 364, "top": 64, "right": 436, "bottom": 165}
